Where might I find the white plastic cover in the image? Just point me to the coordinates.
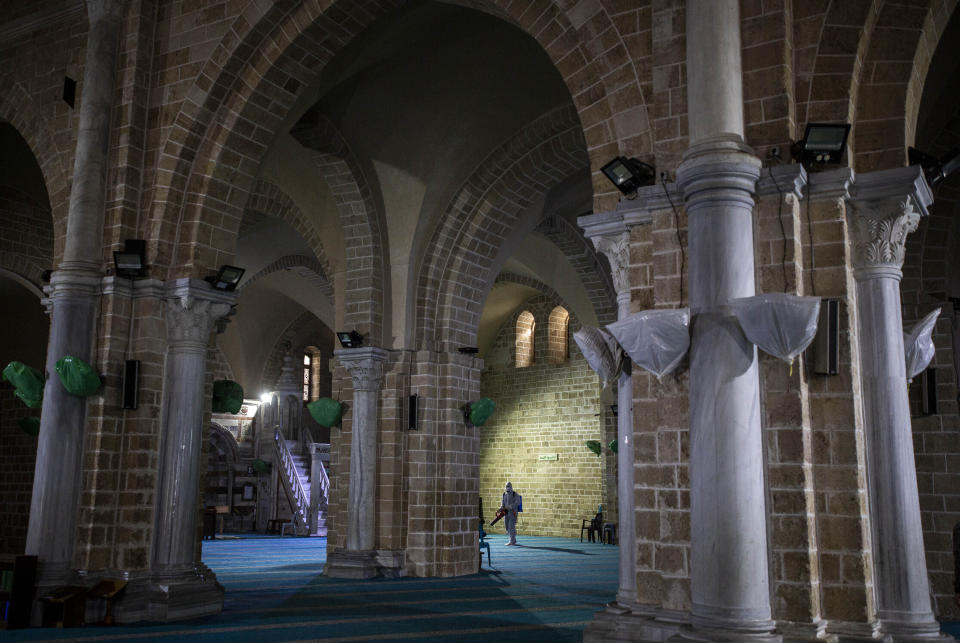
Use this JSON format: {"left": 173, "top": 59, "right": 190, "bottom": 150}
{"left": 606, "top": 308, "right": 690, "bottom": 379}
{"left": 904, "top": 308, "right": 941, "bottom": 382}
{"left": 573, "top": 326, "right": 622, "bottom": 388}
{"left": 728, "top": 293, "right": 821, "bottom": 363}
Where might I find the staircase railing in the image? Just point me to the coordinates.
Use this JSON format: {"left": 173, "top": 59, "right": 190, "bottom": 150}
{"left": 274, "top": 426, "right": 308, "bottom": 535}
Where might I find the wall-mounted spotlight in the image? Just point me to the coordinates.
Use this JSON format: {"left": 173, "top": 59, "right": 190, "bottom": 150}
{"left": 206, "top": 265, "right": 245, "bottom": 291}
{"left": 336, "top": 330, "right": 364, "bottom": 349}
{"left": 601, "top": 156, "right": 656, "bottom": 197}
{"left": 791, "top": 123, "right": 850, "bottom": 168}
{"left": 113, "top": 239, "right": 146, "bottom": 278}
{"left": 908, "top": 146, "right": 960, "bottom": 187}
{"left": 260, "top": 392, "right": 272, "bottom": 404}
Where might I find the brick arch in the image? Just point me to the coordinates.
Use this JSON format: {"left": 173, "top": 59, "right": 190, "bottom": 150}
{"left": 0, "top": 74, "right": 70, "bottom": 264}
{"left": 851, "top": 0, "right": 958, "bottom": 171}
{"left": 291, "top": 110, "right": 387, "bottom": 342}
{"left": 245, "top": 178, "right": 334, "bottom": 284}
{"left": 415, "top": 105, "right": 589, "bottom": 351}
{"left": 143, "top": 0, "right": 651, "bottom": 320}
{"left": 493, "top": 271, "right": 581, "bottom": 331}
{"left": 241, "top": 254, "right": 334, "bottom": 301}
{"left": 534, "top": 213, "right": 616, "bottom": 325}
{"left": 0, "top": 186, "right": 53, "bottom": 290}
{"left": 259, "top": 311, "right": 323, "bottom": 394}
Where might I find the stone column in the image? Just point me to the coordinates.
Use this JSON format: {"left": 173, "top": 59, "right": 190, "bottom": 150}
{"left": 26, "top": 0, "right": 128, "bottom": 586}
{"left": 676, "top": 0, "right": 775, "bottom": 638}
{"left": 591, "top": 231, "right": 637, "bottom": 609}
{"left": 151, "top": 280, "right": 233, "bottom": 588}
{"left": 847, "top": 167, "right": 942, "bottom": 639}
{"left": 325, "top": 346, "right": 387, "bottom": 579}
{"left": 309, "top": 443, "right": 323, "bottom": 536}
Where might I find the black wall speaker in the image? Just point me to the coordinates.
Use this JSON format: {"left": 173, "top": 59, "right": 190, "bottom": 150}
{"left": 408, "top": 394, "right": 418, "bottom": 430}
{"left": 813, "top": 299, "right": 840, "bottom": 375}
{"left": 63, "top": 76, "right": 76, "bottom": 108}
{"left": 122, "top": 359, "right": 140, "bottom": 409}
{"left": 921, "top": 367, "right": 937, "bottom": 416}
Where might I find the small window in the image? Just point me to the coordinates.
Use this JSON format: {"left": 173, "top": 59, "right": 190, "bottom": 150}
{"left": 548, "top": 306, "right": 569, "bottom": 364}
{"left": 302, "top": 354, "right": 311, "bottom": 401}
{"left": 516, "top": 311, "right": 535, "bottom": 368}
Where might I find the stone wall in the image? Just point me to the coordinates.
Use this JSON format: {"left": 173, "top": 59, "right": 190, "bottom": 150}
{"left": 479, "top": 295, "right": 610, "bottom": 539}
{"left": 0, "top": 389, "right": 39, "bottom": 554}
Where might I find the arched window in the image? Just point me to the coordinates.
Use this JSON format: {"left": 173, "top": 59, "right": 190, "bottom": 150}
{"left": 548, "top": 306, "right": 569, "bottom": 364}
{"left": 516, "top": 311, "right": 535, "bottom": 368}
{"left": 302, "top": 353, "right": 312, "bottom": 401}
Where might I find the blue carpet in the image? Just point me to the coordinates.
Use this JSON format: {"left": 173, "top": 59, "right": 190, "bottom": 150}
{"left": 2, "top": 534, "right": 619, "bottom": 642}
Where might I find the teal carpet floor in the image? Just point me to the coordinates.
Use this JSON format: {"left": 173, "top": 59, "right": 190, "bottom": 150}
{"left": 3, "top": 534, "right": 620, "bottom": 642}
{"left": 5, "top": 535, "right": 959, "bottom": 642}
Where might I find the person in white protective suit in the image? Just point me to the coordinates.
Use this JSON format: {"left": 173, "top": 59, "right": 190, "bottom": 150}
{"left": 500, "top": 481, "right": 521, "bottom": 545}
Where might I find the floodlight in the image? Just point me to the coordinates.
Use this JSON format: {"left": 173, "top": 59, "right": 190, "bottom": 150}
{"left": 601, "top": 157, "right": 656, "bottom": 196}
{"left": 791, "top": 123, "right": 850, "bottom": 167}
{"left": 207, "top": 265, "right": 245, "bottom": 291}
{"left": 336, "top": 331, "right": 364, "bottom": 349}
{"left": 112, "top": 240, "right": 146, "bottom": 278}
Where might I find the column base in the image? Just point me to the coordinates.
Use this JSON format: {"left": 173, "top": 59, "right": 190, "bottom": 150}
{"left": 376, "top": 549, "right": 407, "bottom": 578}
{"left": 111, "top": 566, "right": 224, "bottom": 624}
{"left": 669, "top": 625, "right": 781, "bottom": 642}
{"left": 325, "top": 549, "right": 379, "bottom": 579}
{"left": 583, "top": 603, "right": 686, "bottom": 642}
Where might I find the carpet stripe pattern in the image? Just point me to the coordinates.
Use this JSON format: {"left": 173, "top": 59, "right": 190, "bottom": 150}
{"left": 3, "top": 534, "right": 619, "bottom": 642}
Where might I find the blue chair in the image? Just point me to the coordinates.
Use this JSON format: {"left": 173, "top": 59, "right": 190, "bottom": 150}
{"left": 479, "top": 522, "right": 491, "bottom": 567}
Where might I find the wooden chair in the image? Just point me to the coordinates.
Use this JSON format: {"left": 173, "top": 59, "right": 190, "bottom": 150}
{"left": 580, "top": 506, "right": 603, "bottom": 543}
{"left": 478, "top": 522, "right": 491, "bottom": 567}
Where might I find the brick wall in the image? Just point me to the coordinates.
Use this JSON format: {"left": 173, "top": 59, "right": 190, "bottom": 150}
{"left": 479, "top": 295, "right": 610, "bottom": 538}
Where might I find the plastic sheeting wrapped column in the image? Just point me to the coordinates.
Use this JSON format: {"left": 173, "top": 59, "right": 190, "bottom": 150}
{"left": 904, "top": 308, "right": 940, "bottom": 382}
{"left": 606, "top": 308, "right": 691, "bottom": 379}
{"left": 573, "top": 326, "right": 623, "bottom": 388}
{"left": 728, "top": 293, "right": 821, "bottom": 364}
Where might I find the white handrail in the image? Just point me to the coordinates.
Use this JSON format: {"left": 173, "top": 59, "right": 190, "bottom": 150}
{"left": 274, "top": 427, "right": 308, "bottom": 532}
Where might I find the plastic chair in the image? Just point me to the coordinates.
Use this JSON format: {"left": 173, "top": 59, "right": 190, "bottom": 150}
{"left": 479, "top": 522, "right": 491, "bottom": 566}
{"left": 580, "top": 505, "right": 603, "bottom": 543}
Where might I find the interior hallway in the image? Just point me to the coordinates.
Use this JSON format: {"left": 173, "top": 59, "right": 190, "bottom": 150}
{"left": 2, "top": 534, "right": 620, "bottom": 642}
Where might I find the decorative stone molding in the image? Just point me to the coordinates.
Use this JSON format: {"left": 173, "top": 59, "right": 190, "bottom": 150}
{"left": 589, "top": 232, "right": 630, "bottom": 296}
{"left": 847, "top": 198, "right": 920, "bottom": 272}
{"left": 336, "top": 347, "right": 388, "bottom": 392}
{"left": 164, "top": 279, "right": 236, "bottom": 350}
{"left": 755, "top": 163, "right": 807, "bottom": 200}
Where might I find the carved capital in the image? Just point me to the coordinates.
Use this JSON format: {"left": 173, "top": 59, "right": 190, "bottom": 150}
{"left": 591, "top": 232, "right": 631, "bottom": 296}
{"left": 336, "top": 347, "right": 388, "bottom": 392}
{"left": 847, "top": 198, "right": 920, "bottom": 271}
{"left": 165, "top": 297, "right": 232, "bottom": 348}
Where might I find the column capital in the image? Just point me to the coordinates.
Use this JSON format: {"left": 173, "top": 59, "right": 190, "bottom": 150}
{"left": 164, "top": 279, "right": 236, "bottom": 349}
{"left": 589, "top": 231, "right": 631, "bottom": 297}
{"left": 335, "top": 347, "right": 388, "bottom": 391}
{"left": 85, "top": 0, "right": 128, "bottom": 24}
{"left": 846, "top": 167, "right": 932, "bottom": 275}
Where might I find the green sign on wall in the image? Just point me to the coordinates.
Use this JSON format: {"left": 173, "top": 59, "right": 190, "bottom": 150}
{"left": 538, "top": 453, "right": 559, "bottom": 461}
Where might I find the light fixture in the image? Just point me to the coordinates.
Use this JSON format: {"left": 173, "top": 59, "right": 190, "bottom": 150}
{"left": 260, "top": 392, "right": 272, "bottom": 404}
{"left": 791, "top": 123, "right": 850, "bottom": 167}
{"left": 206, "top": 265, "right": 245, "bottom": 291}
{"left": 909, "top": 146, "right": 960, "bottom": 187}
{"left": 112, "top": 239, "right": 146, "bottom": 278}
{"left": 336, "top": 330, "right": 364, "bottom": 349}
{"left": 601, "top": 156, "right": 656, "bottom": 196}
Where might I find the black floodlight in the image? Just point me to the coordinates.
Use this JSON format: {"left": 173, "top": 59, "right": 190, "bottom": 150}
{"left": 112, "top": 239, "right": 146, "bottom": 278}
{"left": 336, "top": 330, "right": 364, "bottom": 349}
{"left": 909, "top": 146, "right": 960, "bottom": 187}
{"left": 791, "top": 123, "right": 850, "bottom": 167}
{"left": 601, "top": 156, "right": 656, "bottom": 196}
{"left": 207, "top": 265, "right": 245, "bottom": 291}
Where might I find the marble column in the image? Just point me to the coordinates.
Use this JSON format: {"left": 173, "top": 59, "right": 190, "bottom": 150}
{"left": 309, "top": 443, "right": 324, "bottom": 536}
{"left": 847, "top": 167, "right": 942, "bottom": 639}
{"left": 676, "top": 0, "right": 775, "bottom": 638}
{"left": 325, "top": 346, "right": 387, "bottom": 579}
{"left": 26, "top": 0, "right": 128, "bottom": 586}
{"left": 151, "top": 280, "right": 234, "bottom": 582}
{"left": 591, "top": 230, "right": 637, "bottom": 609}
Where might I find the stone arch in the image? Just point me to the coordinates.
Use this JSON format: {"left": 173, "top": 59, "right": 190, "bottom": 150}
{"left": 515, "top": 310, "right": 535, "bottom": 368}
{"left": 851, "top": 0, "right": 958, "bottom": 171}
{"left": 259, "top": 311, "right": 322, "bottom": 395}
{"left": 416, "top": 105, "right": 589, "bottom": 351}
{"left": 534, "top": 212, "right": 616, "bottom": 325}
{"left": 143, "top": 0, "right": 652, "bottom": 297}
{"left": 209, "top": 422, "right": 240, "bottom": 466}
{"left": 494, "top": 271, "right": 580, "bottom": 331}
{"left": 0, "top": 267, "right": 43, "bottom": 299}
{"left": 244, "top": 178, "right": 334, "bottom": 283}
{"left": 0, "top": 78, "right": 68, "bottom": 267}
{"left": 240, "top": 254, "right": 334, "bottom": 301}
{"left": 291, "top": 110, "right": 387, "bottom": 341}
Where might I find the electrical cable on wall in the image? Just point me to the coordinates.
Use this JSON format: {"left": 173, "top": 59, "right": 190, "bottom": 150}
{"left": 661, "top": 180, "right": 685, "bottom": 307}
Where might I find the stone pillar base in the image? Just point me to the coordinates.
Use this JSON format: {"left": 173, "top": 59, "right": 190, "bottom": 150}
{"left": 582, "top": 605, "right": 685, "bottom": 642}
{"left": 325, "top": 549, "right": 379, "bottom": 579}
{"left": 669, "top": 626, "right": 781, "bottom": 643}
{"left": 111, "top": 568, "right": 224, "bottom": 624}
{"left": 376, "top": 549, "right": 406, "bottom": 578}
